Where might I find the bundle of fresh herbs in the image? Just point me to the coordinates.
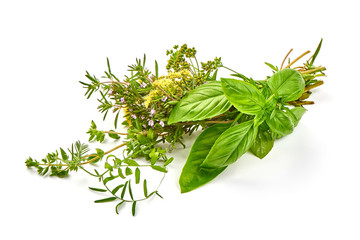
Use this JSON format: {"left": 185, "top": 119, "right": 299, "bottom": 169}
{"left": 26, "top": 40, "right": 326, "bottom": 215}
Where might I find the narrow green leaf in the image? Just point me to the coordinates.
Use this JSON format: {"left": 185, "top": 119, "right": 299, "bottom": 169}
{"left": 151, "top": 165, "right": 167, "bottom": 173}
{"left": 201, "top": 120, "right": 257, "bottom": 168}
{"left": 221, "top": 78, "right": 265, "bottom": 115}
{"left": 143, "top": 179, "right": 148, "bottom": 197}
{"left": 112, "top": 184, "right": 125, "bottom": 195}
{"left": 156, "top": 192, "right": 163, "bottom": 199}
{"left": 132, "top": 201, "right": 137, "bottom": 216}
{"left": 104, "top": 162, "right": 113, "bottom": 171}
{"left": 128, "top": 180, "right": 134, "bottom": 201}
{"left": 60, "top": 148, "right": 68, "bottom": 160}
{"left": 179, "top": 123, "right": 230, "bottom": 193}
{"left": 147, "top": 191, "right": 157, "bottom": 198}
{"left": 115, "top": 200, "right": 125, "bottom": 214}
{"left": 267, "top": 68, "right": 305, "bottom": 102}
{"left": 89, "top": 187, "right": 107, "bottom": 192}
{"left": 164, "top": 157, "right": 174, "bottom": 166}
{"left": 264, "top": 62, "right": 278, "bottom": 72}
{"left": 114, "top": 111, "right": 120, "bottom": 129}
{"left": 118, "top": 168, "right": 126, "bottom": 179}
{"left": 108, "top": 130, "right": 121, "bottom": 140}
{"left": 135, "top": 167, "right": 140, "bottom": 184}
{"left": 168, "top": 82, "right": 232, "bottom": 124}
{"left": 103, "top": 176, "right": 116, "bottom": 185}
{"left": 94, "top": 197, "right": 117, "bottom": 203}
{"left": 155, "top": 60, "right": 159, "bottom": 79}
{"left": 124, "top": 159, "right": 139, "bottom": 166}
{"left": 310, "top": 38, "right": 323, "bottom": 66}
{"left": 121, "top": 181, "right": 128, "bottom": 199}
{"left": 107, "top": 57, "right": 112, "bottom": 74}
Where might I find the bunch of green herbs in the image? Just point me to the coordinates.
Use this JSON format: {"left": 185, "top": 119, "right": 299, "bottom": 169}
{"left": 26, "top": 41, "right": 326, "bottom": 215}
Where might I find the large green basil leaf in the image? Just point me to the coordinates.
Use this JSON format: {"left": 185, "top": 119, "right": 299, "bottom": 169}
{"left": 221, "top": 78, "right": 265, "bottom": 115}
{"left": 168, "top": 82, "right": 232, "bottom": 124}
{"left": 267, "top": 68, "right": 305, "bottom": 102}
{"left": 179, "top": 123, "right": 231, "bottom": 193}
{"left": 200, "top": 120, "right": 257, "bottom": 168}
{"left": 266, "top": 109, "right": 294, "bottom": 136}
{"left": 250, "top": 128, "right": 274, "bottom": 159}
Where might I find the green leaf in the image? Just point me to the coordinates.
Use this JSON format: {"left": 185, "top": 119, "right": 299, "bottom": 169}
{"left": 135, "top": 167, "right": 140, "bottom": 184}
{"left": 96, "top": 148, "right": 104, "bottom": 160}
{"left": 132, "top": 201, "right": 137, "bottom": 216}
{"left": 60, "top": 148, "right": 69, "bottom": 161}
{"left": 143, "top": 179, "right": 148, "bottom": 197}
{"left": 156, "top": 192, "right": 163, "bottom": 199}
{"left": 164, "top": 157, "right": 174, "bottom": 166}
{"left": 103, "top": 175, "right": 116, "bottom": 184}
{"left": 179, "top": 123, "right": 230, "bottom": 193}
{"left": 266, "top": 109, "right": 294, "bottom": 136}
{"left": 250, "top": 128, "right": 274, "bottom": 159}
{"left": 125, "top": 167, "right": 133, "bottom": 176}
{"left": 112, "top": 184, "right": 124, "bottom": 195}
{"left": 221, "top": 78, "right": 265, "bottom": 115}
{"left": 151, "top": 165, "right": 167, "bottom": 173}
{"left": 267, "top": 68, "right": 305, "bottom": 102}
{"left": 128, "top": 180, "right": 134, "bottom": 200}
{"left": 114, "top": 111, "right": 120, "bottom": 129}
{"left": 168, "top": 82, "right": 232, "bottom": 124}
{"left": 290, "top": 107, "right": 307, "bottom": 127}
{"left": 89, "top": 187, "right": 107, "bottom": 192}
{"left": 264, "top": 62, "right": 278, "bottom": 72}
{"left": 94, "top": 197, "right": 117, "bottom": 203}
{"left": 155, "top": 60, "right": 159, "bottom": 79}
{"left": 108, "top": 130, "right": 121, "bottom": 140}
{"left": 121, "top": 181, "right": 128, "bottom": 199}
{"left": 118, "top": 168, "right": 126, "bottom": 179}
{"left": 124, "top": 159, "right": 139, "bottom": 166}
{"left": 310, "top": 38, "right": 323, "bottom": 66}
{"left": 115, "top": 200, "right": 125, "bottom": 214}
{"left": 201, "top": 120, "right": 257, "bottom": 168}
{"left": 104, "top": 162, "right": 113, "bottom": 171}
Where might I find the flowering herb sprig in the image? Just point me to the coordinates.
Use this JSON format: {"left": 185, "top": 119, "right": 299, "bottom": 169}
{"left": 26, "top": 41, "right": 326, "bottom": 215}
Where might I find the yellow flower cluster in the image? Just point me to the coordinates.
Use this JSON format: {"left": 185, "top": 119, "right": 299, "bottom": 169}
{"left": 144, "top": 70, "right": 192, "bottom": 108}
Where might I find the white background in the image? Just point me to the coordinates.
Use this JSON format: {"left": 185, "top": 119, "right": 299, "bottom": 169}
{"left": 1, "top": 0, "right": 359, "bottom": 239}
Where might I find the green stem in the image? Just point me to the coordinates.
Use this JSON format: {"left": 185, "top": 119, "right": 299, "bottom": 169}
{"left": 221, "top": 65, "right": 242, "bottom": 75}
{"left": 231, "top": 113, "right": 243, "bottom": 127}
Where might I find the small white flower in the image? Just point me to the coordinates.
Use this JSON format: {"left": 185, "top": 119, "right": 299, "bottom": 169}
{"left": 148, "top": 120, "right": 154, "bottom": 127}
{"left": 159, "top": 121, "right": 165, "bottom": 127}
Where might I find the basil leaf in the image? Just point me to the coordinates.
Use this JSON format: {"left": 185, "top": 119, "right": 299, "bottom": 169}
{"left": 201, "top": 120, "right": 257, "bottom": 168}
{"left": 290, "top": 107, "right": 307, "bottom": 127}
{"left": 179, "top": 123, "right": 231, "bottom": 193}
{"left": 266, "top": 109, "right": 294, "bottom": 136}
{"left": 250, "top": 128, "right": 274, "bottom": 159}
{"left": 221, "top": 78, "right": 265, "bottom": 115}
{"left": 168, "top": 82, "right": 232, "bottom": 124}
{"left": 267, "top": 68, "right": 305, "bottom": 102}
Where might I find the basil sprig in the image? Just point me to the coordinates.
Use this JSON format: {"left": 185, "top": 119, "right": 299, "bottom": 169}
{"left": 169, "top": 68, "right": 307, "bottom": 192}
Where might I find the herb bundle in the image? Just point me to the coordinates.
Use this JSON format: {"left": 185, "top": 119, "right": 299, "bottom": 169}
{"left": 26, "top": 41, "right": 326, "bottom": 215}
